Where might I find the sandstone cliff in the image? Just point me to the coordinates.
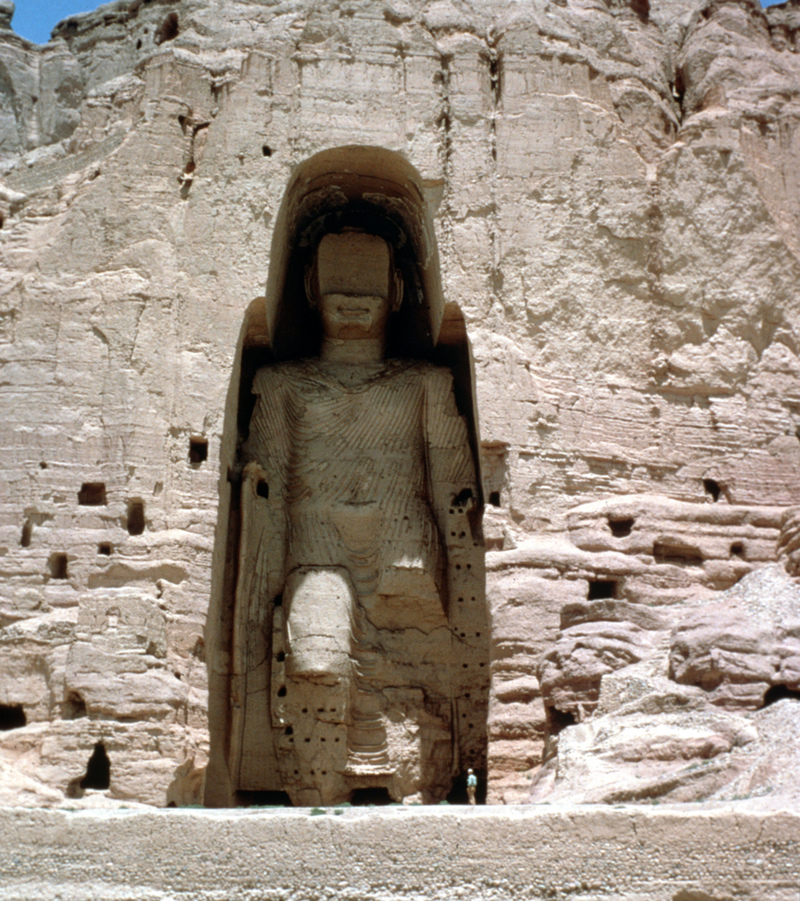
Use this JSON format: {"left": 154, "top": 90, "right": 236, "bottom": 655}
{"left": 1, "top": 0, "right": 800, "bottom": 806}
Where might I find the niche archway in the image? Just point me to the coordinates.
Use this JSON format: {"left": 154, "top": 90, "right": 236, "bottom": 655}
{"left": 205, "top": 146, "right": 488, "bottom": 807}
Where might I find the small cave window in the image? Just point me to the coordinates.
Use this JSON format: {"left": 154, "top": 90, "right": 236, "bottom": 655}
{"left": 703, "top": 478, "right": 722, "bottom": 502}
{"left": 0, "top": 704, "right": 26, "bottom": 730}
{"left": 256, "top": 480, "right": 269, "bottom": 499}
{"left": 730, "top": 542, "right": 745, "bottom": 559}
{"left": 126, "top": 499, "right": 146, "bottom": 535}
{"left": 48, "top": 553, "right": 69, "bottom": 580}
{"left": 587, "top": 579, "right": 617, "bottom": 600}
{"left": 154, "top": 12, "right": 179, "bottom": 44}
{"left": 608, "top": 517, "right": 634, "bottom": 538}
{"left": 20, "top": 519, "right": 32, "bottom": 547}
{"left": 188, "top": 437, "right": 208, "bottom": 465}
{"left": 98, "top": 542, "right": 112, "bottom": 556}
{"left": 61, "top": 692, "right": 87, "bottom": 720}
{"left": 762, "top": 684, "right": 800, "bottom": 708}
{"left": 81, "top": 742, "right": 111, "bottom": 790}
{"left": 546, "top": 705, "right": 576, "bottom": 738}
{"left": 488, "top": 490, "right": 501, "bottom": 507}
{"left": 78, "top": 482, "right": 107, "bottom": 506}
{"left": 262, "top": 145, "right": 273, "bottom": 157}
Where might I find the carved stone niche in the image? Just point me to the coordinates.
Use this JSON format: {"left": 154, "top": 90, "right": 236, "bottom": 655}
{"left": 205, "top": 147, "right": 488, "bottom": 807}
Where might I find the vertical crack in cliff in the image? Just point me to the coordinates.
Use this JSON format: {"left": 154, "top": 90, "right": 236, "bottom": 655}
{"left": 435, "top": 52, "right": 455, "bottom": 266}
{"left": 486, "top": 32, "right": 503, "bottom": 315}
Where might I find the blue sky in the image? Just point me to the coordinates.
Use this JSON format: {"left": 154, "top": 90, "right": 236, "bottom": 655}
{"left": 8, "top": 0, "right": 790, "bottom": 45}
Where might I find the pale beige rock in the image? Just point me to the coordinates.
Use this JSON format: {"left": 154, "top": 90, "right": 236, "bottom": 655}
{"left": 3, "top": 805, "right": 800, "bottom": 901}
{"left": 0, "top": 0, "right": 800, "bottom": 812}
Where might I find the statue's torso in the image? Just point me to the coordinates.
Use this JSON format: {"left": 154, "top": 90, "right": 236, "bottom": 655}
{"left": 249, "top": 359, "right": 445, "bottom": 594}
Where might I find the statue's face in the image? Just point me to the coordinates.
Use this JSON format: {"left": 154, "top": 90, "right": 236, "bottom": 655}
{"left": 314, "top": 232, "right": 395, "bottom": 341}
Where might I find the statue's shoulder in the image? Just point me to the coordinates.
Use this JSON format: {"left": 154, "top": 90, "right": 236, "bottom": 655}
{"left": 251, "top": 359, "right": 317, "bottom": 395}
{"left": 385, "top": 359, "right": 453, "bottom": 385}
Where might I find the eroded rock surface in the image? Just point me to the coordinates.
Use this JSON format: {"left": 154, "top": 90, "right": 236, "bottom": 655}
{"left": 1, "top": 0, "right": 800, "bottom": 807}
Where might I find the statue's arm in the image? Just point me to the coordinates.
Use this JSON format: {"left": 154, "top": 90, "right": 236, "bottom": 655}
{"left": 424, "top": 366, "right": 479, "bottom": 545}
{"left": 238, "top": 366, "right": 290, "bottom": 597}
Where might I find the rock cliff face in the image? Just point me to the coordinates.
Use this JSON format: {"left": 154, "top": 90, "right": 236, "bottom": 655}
{"left": 1, "top": 0, "right": 800, "bottom": 806}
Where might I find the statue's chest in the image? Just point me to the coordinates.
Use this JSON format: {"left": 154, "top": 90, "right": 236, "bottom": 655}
{"left": 288, "top": 375, "right": 424, "bottom": 451}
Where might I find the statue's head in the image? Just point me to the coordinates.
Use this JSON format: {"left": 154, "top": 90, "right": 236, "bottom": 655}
{"left": 306, "top": 231, "right": 403, "bottom": 342}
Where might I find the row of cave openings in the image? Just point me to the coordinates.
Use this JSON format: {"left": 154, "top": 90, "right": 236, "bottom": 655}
{"left": 21, "top": 438, "right": 209, "bottom": 579}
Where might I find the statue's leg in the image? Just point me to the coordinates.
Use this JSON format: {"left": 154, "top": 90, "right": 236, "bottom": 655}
{"left": 284, "top": 567, "right": 354, "bottom": 685}
{"left": 281, "top": 567, "right": 354, "bottom": 806}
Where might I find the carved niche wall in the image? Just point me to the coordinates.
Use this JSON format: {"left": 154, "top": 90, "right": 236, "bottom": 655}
{"left": 205, "top": 147, "right": 489, "bottom": 807}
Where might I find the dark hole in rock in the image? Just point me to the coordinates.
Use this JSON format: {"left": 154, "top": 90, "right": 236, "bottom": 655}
{"left": 127, "top": 499, "right": 145, "bottom": 535}
{"left": 608, "top": 517, "right": 634, "bottom": 538}
{"left": 136, "top": 38, "right": 142, "bottom": 49}
{"left": 653, "top": 542, "right": 703, "bottom": 566}
{"left": 763, "top": 684, "right": 800, "bottom": 707}
{"left": 0, "top": 704, "right": 26, "bottom": 730}
{"left": 61, "top": 692, "right": 87, "bottom": 720}
{"left": 276, "top": 651, "right": 285, "bottom": 662}
{"left": 154, "top": 11, "right": 178, "bottom": 44}
{"left": 273, "top": 593, "right": 283, "bottom": 607}
{"left": 79, "top": 482, "right": 107, "bottom": 506}
{"left": 488, "top": 490, "right": 501, "bottom": 507}
{"left": 98, "top": 542, "right": 112, "bottom": 556}
{"left": 167, "top": 801, "right": 177, "bottom": 807}
{"left": 262, "top": 145, "right": 272, "bottom": 157}
{"left": 277, "top": 686, "right": 286, "bottom": 697}
{"left": 188, "top": 437, "right": 208, "bottom": 465}
{"left": 446, "top": 768, "right": 487, "bottom": 805}
{"left": 48, "top": 553, "right": 68, "bottom": 579}
{"left": 20, "top": 520, "right": 32, "bottom": 547}
{"left": 452, "top": 487, "right": 473, "bottom": 507}
{"left": 547, "top": 705, "right": 576, "bottom": 737}
{"left": 39, "top": 461, "right": 47, "bottom": 469}
{"left": 237, "top": 790, "right": 293, "bottom": 807}
{"left": 703, "top": 478, "right": 722, "bottom": 502}
{"left": 257, "top": 480, "right": 269, "bottom": 499}
{"left": 0, "top": 212, "right": 4, "bottom": 229}
{"left": 81, "top": 742, "right": 110, "bottom": 790}
{"left": 284, "top": 725, "right": 293, "bottom": 735}
{"left": 730, "top": 542, "right": 745, "bottom": 558}
{"left": 588, "top": 579, "right": 616, "bottom": 600}
{"left": 350, "top": 787, "right": 392, "bottom": 806}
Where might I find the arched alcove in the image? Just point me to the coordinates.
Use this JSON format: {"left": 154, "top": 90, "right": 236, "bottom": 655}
{"left": 205, "top": 146, "right": 488, "bottom": 807}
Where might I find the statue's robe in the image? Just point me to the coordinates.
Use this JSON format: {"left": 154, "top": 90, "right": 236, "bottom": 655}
{"left": 231, "top": 358, "right": 478, "bottom": 802}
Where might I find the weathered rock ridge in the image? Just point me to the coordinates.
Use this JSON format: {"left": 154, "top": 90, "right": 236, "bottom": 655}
{"left": 1, "top": 0, "right": 800, "bottom": 806}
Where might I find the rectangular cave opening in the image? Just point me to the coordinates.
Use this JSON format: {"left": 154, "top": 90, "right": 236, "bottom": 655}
{"left": 235, "top": 790, "right": 293, "bottom": 807}
{"left": 587, "top": 579, "right": 617, "bottom": 600}
{"left": 188, "top": 437, "right": 208, "bottom": 465}
{"left": 0, "top": 703, "right": 26, "bottom": 730}
{"left": 78, "top": 482, "right": 107, "bottom": 506}
{"left": 48, "top": 552, "right": 68, "bottom": 580}
{"left": 126, "top": 499, "right": 145, "bottom": 535}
